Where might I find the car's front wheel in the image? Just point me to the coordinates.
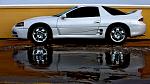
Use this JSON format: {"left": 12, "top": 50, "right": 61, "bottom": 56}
{"left": 30, "top": 25, "right": 52, "bottom": 45}
{"left": 107, "top": 25, "right": 127, "bottom": 44}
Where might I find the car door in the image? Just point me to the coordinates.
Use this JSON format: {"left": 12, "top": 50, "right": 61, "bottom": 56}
{"left": 57, "top": 6, "right": 101, "bottom": 35}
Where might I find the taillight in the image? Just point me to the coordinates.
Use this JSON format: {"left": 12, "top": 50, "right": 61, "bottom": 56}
{"left": 138, "top": 18, "right": 143, "bottom": 22}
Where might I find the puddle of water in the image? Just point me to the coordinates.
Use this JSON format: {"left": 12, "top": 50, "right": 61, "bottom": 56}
{"left": 8, "top": 46, "right": 146, "bottom": 83}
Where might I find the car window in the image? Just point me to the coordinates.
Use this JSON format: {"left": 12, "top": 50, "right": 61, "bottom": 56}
{"left": 53, "top": 6, "right": 78, "bottom": 17}
{"left": 66, "top": 7, "right": 100, "bottom": 18}
{"left": 102, "top": 6, "right": 126, "bottom": 15}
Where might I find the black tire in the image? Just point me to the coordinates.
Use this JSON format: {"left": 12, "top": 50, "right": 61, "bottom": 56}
{"left": 106, "top": 25, "right": 127, "bottom": 44}
{"left": 29, "top": 25, "right": 52, "bottom": 45}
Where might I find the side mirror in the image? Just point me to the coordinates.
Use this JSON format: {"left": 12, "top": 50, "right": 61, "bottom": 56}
{"left": 61, "top": 14, "right": 66, "bottom": 20}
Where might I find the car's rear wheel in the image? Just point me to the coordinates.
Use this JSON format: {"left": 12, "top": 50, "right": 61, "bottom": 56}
{"left": 107, "top": 25, "right": 127, "bottom": 44}
{"left": 30, "top": 25, "right": 52, "bottom": 45}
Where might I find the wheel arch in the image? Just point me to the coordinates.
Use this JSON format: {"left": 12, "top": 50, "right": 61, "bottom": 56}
{"left": 27, "top": 22, "right": 53, "bottom": 39}
{"left": 105, "top": 22, "right": 131, "bottom": 37}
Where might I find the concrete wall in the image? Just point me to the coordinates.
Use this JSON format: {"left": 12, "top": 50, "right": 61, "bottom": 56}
{"left": 0, "top": 5, "right": 150, "bottom": 39}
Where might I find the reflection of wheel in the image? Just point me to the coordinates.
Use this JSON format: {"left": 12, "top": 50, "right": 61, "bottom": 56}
{"left": 28, "top": 46, "right": 53, "bottom": 69}
{"left": 105, "top": 50, "right": 130, "bottom": 69}
{"left": 107, "top": 25, "right": 127, "bottom": 43}
{"left": 111, "top": 51, "right": 124, "bottom": 65}
{"left": 29, "top": 24, "right": 52, "bottom": 45}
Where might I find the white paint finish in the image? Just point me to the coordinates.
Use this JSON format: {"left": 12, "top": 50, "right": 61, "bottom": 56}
{"left": 12, "top": 5, "right": 146, "bottom": 42}
{"left": 53, "top": 35, "right": 101, "bottom": 39}
{"left": 24, "top": 16, "right": 58, "bottom": 29}
{"left": 129, "top": 22, "right": 146, "bottom": 37}
{"left": 57, "top": 17, "right": 100, "bottom": 35}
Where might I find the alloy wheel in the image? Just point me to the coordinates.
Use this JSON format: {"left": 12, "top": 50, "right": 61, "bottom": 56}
{"left": 32, "top": 27, "right": 48, "bottom": 43}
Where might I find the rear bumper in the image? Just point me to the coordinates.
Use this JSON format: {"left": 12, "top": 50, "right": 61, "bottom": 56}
{"left": 130, "top": 22, "right": 146, "bottom": 37}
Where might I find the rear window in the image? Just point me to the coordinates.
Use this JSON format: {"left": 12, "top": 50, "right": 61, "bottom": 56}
{"left": 102, "top": 6, "right": 126, "bottom": 15}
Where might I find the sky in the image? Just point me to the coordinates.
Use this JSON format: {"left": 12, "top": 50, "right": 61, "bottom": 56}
{"left": 0, "top": 0, "right": 150, "bottom": 5}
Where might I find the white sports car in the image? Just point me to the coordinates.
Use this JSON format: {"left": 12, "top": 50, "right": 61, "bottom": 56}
{"left": 12, "top": 5, "right": 146, "bottom": 44}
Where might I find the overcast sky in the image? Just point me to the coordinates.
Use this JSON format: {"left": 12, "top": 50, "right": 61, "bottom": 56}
{"left": 0, "top": 0, "right": 150, "bottom": 5}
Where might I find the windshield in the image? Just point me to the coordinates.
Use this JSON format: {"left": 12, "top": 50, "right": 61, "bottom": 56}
{"left": 53, "top": 6, "right": 78, "bottom": 17}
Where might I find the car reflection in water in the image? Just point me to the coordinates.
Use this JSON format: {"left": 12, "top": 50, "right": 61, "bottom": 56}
{"left": 28, "top": 46, "right": 53, "bottom": 69}
{"left": 13, "top": 46, "right": 144, "bottom": 83}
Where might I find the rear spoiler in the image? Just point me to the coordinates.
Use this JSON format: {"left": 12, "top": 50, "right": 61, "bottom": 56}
{"left": 127, "top": 10, "right": 143, "bottom": 19}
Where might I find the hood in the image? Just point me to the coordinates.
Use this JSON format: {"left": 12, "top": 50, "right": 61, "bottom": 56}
{"left": 24, "top": 16, "right": 58, "bottom": 22}
{"left": 23, "top": 16, "right": 59, "bottom": 28}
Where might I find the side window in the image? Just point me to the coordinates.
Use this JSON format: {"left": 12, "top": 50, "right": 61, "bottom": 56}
{"left": 66, "top": 7, "right": 100, "bottom": 18}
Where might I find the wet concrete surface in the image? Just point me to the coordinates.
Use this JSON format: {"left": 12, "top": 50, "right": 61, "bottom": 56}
{"left": 0, "top": 39, "right": 150, "bottom": 83}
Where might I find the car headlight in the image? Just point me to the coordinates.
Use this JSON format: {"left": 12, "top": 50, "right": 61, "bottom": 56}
{"left": 15, "top": 22, "right": 24, "bottom": 27}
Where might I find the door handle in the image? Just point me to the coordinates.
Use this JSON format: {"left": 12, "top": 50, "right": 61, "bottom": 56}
{"left": 94, "top": 21, "right": 100, "bottom": 23}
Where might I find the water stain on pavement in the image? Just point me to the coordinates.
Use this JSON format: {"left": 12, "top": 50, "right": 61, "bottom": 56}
{"left": 0, "top": 45, "right": 148, "bottom": 83}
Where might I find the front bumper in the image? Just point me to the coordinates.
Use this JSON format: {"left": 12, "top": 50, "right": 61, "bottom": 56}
{"left": 12, "top": 29, "right": 18, "bottom": 37}
{"left": 12, "top": 27, "right": 28, "bottom": 39}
